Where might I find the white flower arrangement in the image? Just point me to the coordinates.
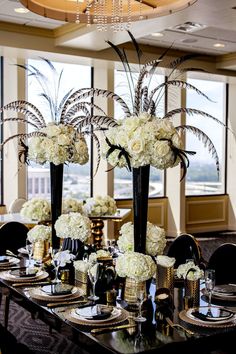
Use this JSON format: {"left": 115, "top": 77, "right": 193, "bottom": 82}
{"left": 117, "top": 221, "right": 166, "bottom": 256}
{"left": 28, "top": 123, "right": 89, "bottom": 166}
{"left": 88, "top": 249, "right": 111, "bottom": 263}
{"left": 20, "top": 198, "right": 51, "bottom": 221}
{"left": 83, "top": 195, "right": 117, "bottom": 216}
{"left": 27, "top": 224, "right": 51, "bottom": 244}
{"left": 74, "top": 260, "right": 90, "bottom": 273}
{"left": 176, "top": 261, "right": 204, "bottom": 281}
{"left": 54, "top": 212, "right": 91, "bottom": 242}
{"left": 115, "top": 251, "right": 156, "bottom": 282}
{"left": 156, "top": 255, "right": 176, "bottom": 268}
{"left": 103, "top": 114, "right": 183, "bottom": 170}
{"left": 62, "top": 198, "right": 84, "bottom": 214}
{"left": 53, "top": 250, "right": 75, "bottom": 267}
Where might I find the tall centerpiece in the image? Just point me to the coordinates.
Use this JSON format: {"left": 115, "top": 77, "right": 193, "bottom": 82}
{"left": 63, "top": 31, "right": 223, "bottom": 254}
{"left": 0, "top": 59, "right": 96, "bottom": 249}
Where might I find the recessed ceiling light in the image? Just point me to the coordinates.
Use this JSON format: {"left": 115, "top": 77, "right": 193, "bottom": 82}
{"left": 151, "top": 32, "right": 164, "bottom": 37}
{"left": 213, "top": 43, "right": 225, "bottom": 48}
{"left": 14, "top": 7, "right": 30, "bottom": 14}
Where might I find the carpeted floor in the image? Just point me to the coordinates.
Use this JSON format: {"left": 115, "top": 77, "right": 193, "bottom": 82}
{"left": 0, "top": 298, "right": 87, "bottom": 354}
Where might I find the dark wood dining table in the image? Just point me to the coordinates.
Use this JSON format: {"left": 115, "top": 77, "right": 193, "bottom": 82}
{"left": 1, "top": 260, "right": 236, "bottom": 354}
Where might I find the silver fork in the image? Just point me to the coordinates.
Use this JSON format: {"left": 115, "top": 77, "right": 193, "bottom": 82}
{"left": 166, "top": 317, "right": 194, "bottom": 336}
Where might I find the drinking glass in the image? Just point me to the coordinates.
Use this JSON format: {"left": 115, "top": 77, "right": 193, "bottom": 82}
{"left": 205, "top": 269, "right": 215, "bottom": 308}
{"left": 51, "top": 249, "right": 61, "bottom": 283}
{"left": 25, "top": 241, "right": 34, "bottom": 267}
{"left": 134, "top": 289, "right": 146, "bottom": 322}
{"left": 88, "top": 263, "right": 99, "bottom": 301}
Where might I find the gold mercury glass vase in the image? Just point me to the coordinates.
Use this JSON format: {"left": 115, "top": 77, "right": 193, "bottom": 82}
{"left": 33, "top": 240, "right": 49, "bottom": 261}
{"left": 124, "top": 277, "right": 147, "bottom": 304}
{"left": 156, "top": 264, "right": 174, "bottom": 294}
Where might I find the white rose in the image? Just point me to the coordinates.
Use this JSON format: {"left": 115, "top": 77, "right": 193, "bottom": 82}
{"left": 155, "top": 140, "right": 171, "bottom": 157}
{"left": 128, "top": 137, "right": 144, "bottom": 155}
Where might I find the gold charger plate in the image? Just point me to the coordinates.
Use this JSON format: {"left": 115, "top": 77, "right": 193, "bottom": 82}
{"left": 0, "top": 270, "right": 48, "bottom": 282}
{"left": 179, "top": 307, "right": 236, "bottom": 328}
{"left": 72, "top": 306, "right": 121, "bottom": 325}
{"left": 64, "top": 307, "right": 128, "bottom": 327}
{"left": 28, "top": 286, "right": 82, "bottom": 302}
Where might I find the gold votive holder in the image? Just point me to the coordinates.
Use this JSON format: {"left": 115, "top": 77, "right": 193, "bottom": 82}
{"left": 185, "top": 279, "right": 200, "bottom": 307}
{"left": 156, "top": 265, "right": 174, "bottom": 294}
{"left": 33, "top": 241, "right": 49, "bottom": 261}
{"left": 75, "top": 269, "right": 89, "bottom": 295}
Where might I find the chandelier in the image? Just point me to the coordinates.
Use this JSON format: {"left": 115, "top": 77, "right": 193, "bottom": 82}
{"left": 20, "top": 0, "right": 197, "bottom": 31}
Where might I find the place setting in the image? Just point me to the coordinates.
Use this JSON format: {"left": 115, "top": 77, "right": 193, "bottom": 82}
{"left": 61, "top": 303, "right": 129, "bottom": 329}
{"left": 0, "top": 265, "right": 49, "bottom": 283}
{"left": 0, "top": 255, "right": 21, "bottom": 270}
{"left": 27, "top": 283, "right": 83, "bottom": 303}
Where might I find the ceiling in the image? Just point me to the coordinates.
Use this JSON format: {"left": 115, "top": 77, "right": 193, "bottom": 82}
{"left": 1, "top": 0, "right": 236, "bottom": 68}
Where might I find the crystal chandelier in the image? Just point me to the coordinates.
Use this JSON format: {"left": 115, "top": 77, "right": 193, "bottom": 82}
{"left": 20, "top": 0, "right": 197, "bottom": 32}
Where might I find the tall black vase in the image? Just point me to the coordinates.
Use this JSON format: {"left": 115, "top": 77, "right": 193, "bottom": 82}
{"left": 50, "top": 162, "right": 64, "bottom": 250}
{"left": 132, "top": 165, "right": 150, "bottom": 254}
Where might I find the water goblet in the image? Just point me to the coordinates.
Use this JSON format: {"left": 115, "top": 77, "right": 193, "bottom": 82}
{"left": 25, "top": 241, "right": 34, "bottom": 267}
{"left": 205, "top": 269, "right": 215, "bottom": 309}
{"left": 134, "top": 289, "right": 146, "bottom": 322}
{"left": 51, "top": 249, "right": 61, "bottom": 283}
{"left": 88, "top": 263, "right": 99, "bottom": 301}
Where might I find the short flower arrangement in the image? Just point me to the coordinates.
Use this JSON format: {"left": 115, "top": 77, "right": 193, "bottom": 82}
{"left": 27, "top": 224, "right": 51, "bottom": 243}
{"left": 103, "top": 113, "right": 183, "bottom": 170}
{"left": 83, "top": 195, "right": 117, "bottom": 216}
{"left": 117, "top": 221, "right": 166, "bottom": 256}
{"left": 176, "top": 261, "right": 204, "bottom": 281}
{"left": 62, "top": 198, "right": 84, "bottom": 214}
{"left": 53, "top": 250, "right": 75, "bottom": 267}
{"left": 20, "top": 198, "right": 51, "bottom": 221}
{"left": 116, "top": 251, "right": 156, "bottom": 282}
{"left": 28, "top": 123, "right": 89, "bottom": 166}
{"left": 54, "top": 212, "right": 91, "bottom": 242}
{"left": 156, "top": 255, "right": 176, "bottom": 268}
{"left": 88, "top": 249, "right": 111, "bottom": 263}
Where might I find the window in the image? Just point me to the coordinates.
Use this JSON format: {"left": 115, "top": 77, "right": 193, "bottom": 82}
{"left": 113, "top": 69, "right": 165, "bottom": 199}
{"left": 27, "top": 59, "right": 92, "bottom": 200}
{"left": 186, "top": 78, "right": 226, "bottom": 195}
{"left": 0, "top": 57, "right": 3, "bottom": 204}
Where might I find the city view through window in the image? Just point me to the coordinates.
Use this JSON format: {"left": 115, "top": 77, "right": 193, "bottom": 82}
{"left": 27, "top": 60, "right": 91, "bottom": 201}
{"left": 186, "top": 78, "right": 226, "bottom": 195}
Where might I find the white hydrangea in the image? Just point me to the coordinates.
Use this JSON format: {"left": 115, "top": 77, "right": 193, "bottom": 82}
{"left": 117, "top": 221, "right": 166, "bottom": 257}
{"left": 116, "top": 251, "right": 156, "bottom": 282}
{"left": 28, "top": 123, "right": 89, "bottom": 166}
{"left": 102, "top": 113, "right": 183, "bottom": 170}
{"left": 83, "top": 195, "right": 117, "bottom": 216}
{"left": 74, "top": 260, "right": 90, "bottom": 272}
{"left": 176, "top": 261, "right": 204, "bottom": 280}
{"left": 88, "top": 249, "right": 111, "bottom": 263}
{"left": 27, "top": 224, "right": 51, "bottom": 243}
{"left": 156, "top": 255, "right": 176, "bottom": 268}
{"left": 20, "top": 198, "right": 51, "bottom": 221}
{"left": 62, "top": 198, "right": 84, "bottom": 214}
{"left": 54, "top": 212, "right": 91, "bottom": 242}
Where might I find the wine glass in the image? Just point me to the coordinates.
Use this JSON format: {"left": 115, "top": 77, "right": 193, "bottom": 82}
{"left": 51, "top": 249, "right": 61, "bottom": 283}
{"left": 134, "top": 289, "right": 146, "bottom": 322}
{"left": 25, "top": 241, "right": 34, "bottom": 267}
{"left": 88, "top": 263, "right": 99, "bottom": 301}
{"left": 205, "top": 269, "right": 215, "bottom": 309}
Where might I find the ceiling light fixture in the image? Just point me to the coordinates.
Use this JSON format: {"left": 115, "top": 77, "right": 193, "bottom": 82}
{"left": 14, "top": 7, "right": 30, "bottom": 14}
{"left": 19, "top": 0, "right": 197, "bottom": 32}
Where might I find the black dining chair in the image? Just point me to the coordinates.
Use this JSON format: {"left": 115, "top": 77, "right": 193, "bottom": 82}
{"left": 207, "top": 243, "right": 236, "bottom": 285}
{"left": 0, "top": 221, "right": 29, "bottom": 255}
{"left": 167, "top": 233, "right": 205, "bottom": 269}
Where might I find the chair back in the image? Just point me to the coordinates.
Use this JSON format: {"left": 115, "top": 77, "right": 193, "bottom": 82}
{"left": 8, "top": 198, "right": 27, "bottom": 213}
{"left": 0, "top": 221, "right": 29, "bottom": 254}
{"left": 207, "top": 243, "right": 236, "bottom": 285}
{"left": 167, "top": 233, "right": 202, "bottom": 268}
